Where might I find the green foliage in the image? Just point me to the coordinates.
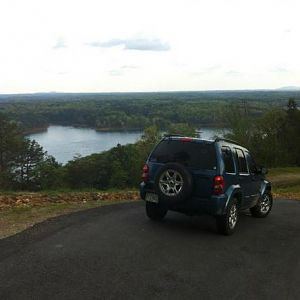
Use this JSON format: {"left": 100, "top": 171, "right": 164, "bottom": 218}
{"left": 109, "top": 161, "right": 128, "bottom": 188}
{"left": 140, "top": 126, "right": 162, "bottom": 144}
{"left": 0, "top": 114, "right": 60, "bottom": 190}
{"left": 2, "top": 90, "right": 298, "bottom": 133}
{"left": 137, "top": 126, "right": 162, "bottom": 158}
{"left": 13, "top": 139, "right": 45, "bottom": 189}
{"left": 166, "top": 123, "right": 197, "bottom": 137}
{"left": 34, "top": 156, "right": 64, "bottom": 190}
{"left": 1, "top": 93, "right": 300, "bottom": 191}
{"left": 0, "top": 114, "right": 23, "bottom": 189}
{"left": 64, "top": 153, "right": 110, "bottom": 189}
{"left": 224, "top": 99, "right": 300, "bottom": 167}
{"left": 0, "top": 113, "right": 23, "bottom": 173}
{"left": 284, "top": 99, "right": 300, "bottom": 164}
{"left": 223, "top": 104, "right": 254, "bottom": 146}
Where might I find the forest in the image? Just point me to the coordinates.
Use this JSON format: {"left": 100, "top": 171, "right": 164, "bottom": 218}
{"left": 0, "top": 90, "right": 300, "bottom": 191}
{"left": 0, "top": 90, "right": 299, "bottom": 132}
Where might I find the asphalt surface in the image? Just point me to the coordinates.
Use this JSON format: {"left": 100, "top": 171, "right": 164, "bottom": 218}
{"left": 0, "top": 200, "right": 299, "bottom": 300}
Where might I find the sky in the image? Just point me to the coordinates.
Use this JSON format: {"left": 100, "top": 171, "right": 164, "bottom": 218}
{"left": 0, "top": 0, "right": 299, "bottom": 93}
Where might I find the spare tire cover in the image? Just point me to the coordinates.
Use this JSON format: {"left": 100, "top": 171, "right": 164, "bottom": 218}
{"left": 154, "top": 162, "right": 193, "bottom": 204}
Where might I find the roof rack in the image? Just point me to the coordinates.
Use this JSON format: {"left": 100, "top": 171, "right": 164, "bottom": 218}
{"left": 163, "top": 134, "right": 184, "bottom": 138}
{"left": 214, "top": 137, "right": 241, "bottom": 145}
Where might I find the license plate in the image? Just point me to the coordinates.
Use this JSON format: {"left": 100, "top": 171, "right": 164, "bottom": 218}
{"left": 145, "top": 193, "right": 158, "bottom": 203}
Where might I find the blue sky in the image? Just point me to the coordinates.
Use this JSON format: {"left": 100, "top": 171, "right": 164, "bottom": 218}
{"left": 0, "top": 0, "right": 299, "bottom": 93}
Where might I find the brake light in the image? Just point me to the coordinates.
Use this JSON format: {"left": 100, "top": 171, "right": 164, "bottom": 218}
{"left": 213, "top": 175, "right": 225, "bottom": 195}
{"left": 142, "top": 164, "right": 149, "bottom": 182}
{"left": 180, "top": 137, "right": 193, "bottom": 142}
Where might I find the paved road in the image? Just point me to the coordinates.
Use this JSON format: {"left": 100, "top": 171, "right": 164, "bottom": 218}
{"left": 0, "top": 200, "right": 300, "bottom": 300}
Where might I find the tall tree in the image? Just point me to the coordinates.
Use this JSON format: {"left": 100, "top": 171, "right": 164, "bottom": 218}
{"left": 34, "top": 155, "right": 63, "bottom": 190}
{"left": 0, "top": 113, "right": 24, "bottom": 188}
{"left": 223, "top": 103, "right": 254, "bottom": 148}
{"left": 13, "top": 139, "right": 46, "bottom": 189}
{"left": 284, "top": 99, "right": 300, "bottom": 165}
{"left": 0, "top": 113, "right": 23, "bottom": 173}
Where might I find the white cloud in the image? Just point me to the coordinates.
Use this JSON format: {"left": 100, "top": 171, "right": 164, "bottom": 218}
{"left": 87, "top": 39, "right": 124, "bottom": 48}
{"left": 108, "top": 69, "right": 124, "bottom": 76}
{"left": 87, "top": 37, "right": 170, "bottom": 51}
{"left": 225, "top": 71, "right": 242, "bottom": 77}
{"left": 53, "top": 37, "right": 67, "bottom": 49}
{"left": 124, "top": 38, "right": 170, "bottom": 51}
{"left": 270, "top": 67, "right": 289, "bottom": 73}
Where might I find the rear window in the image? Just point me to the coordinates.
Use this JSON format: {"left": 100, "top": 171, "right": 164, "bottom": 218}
{"left": 150, "top": 140, "right": 217, "bottom": 170}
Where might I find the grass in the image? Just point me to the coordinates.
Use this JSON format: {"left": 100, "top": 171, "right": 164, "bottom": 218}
{"left": 267, "top": 167, "right": 300, "bottom": 199}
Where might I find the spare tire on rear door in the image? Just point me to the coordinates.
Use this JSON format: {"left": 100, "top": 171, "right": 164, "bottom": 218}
{"left": 154, "top": 163, "right": 193, "bottom": 204}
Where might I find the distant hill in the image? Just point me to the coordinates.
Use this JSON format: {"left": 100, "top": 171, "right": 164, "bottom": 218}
{"left": 0, "top": 89, "right": 300, "bottom": 104}
{"left": 277, "top": 86, "right": 300, "bottom": 91}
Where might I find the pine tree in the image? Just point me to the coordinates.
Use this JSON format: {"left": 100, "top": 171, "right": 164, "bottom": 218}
{"left": 0, "top": 113, "right": 23, "bottom": 188}
{"left": 14, "top": 139, "right": 46, "bottom": 189}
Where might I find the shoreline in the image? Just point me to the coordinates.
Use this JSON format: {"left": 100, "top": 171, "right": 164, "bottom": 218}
{"left": 24, "top": 124, "right": 225, "bottom": 135}
{"left": 95, "top": 127, "right": 142, "bottom": 132}
{"left": 23, "top": 126, "right": 48, "bottom": 135}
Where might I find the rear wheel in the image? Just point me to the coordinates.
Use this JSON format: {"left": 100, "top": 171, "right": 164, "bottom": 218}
{"left": 250, "top": 192, "right": 273, "bottom": 218}
{"left": 146, "top": 202, "right": 167, "bottom": 221}
{"left": 216, "top": 199, "right": 238, "bottom": 235}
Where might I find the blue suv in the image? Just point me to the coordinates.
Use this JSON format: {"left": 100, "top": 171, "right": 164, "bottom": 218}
{"left": 140, "top": 135, "right": 272, "bottom": 235}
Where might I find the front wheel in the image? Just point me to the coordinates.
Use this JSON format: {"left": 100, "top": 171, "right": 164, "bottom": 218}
{"left": 146, "top": 202, "right": 167, "bottom": 221}
{"left": 216, "top": 199, "right": 238, "bottom": 235}
{"left": 250, "top": 192, "right": 273, "bottom": 218}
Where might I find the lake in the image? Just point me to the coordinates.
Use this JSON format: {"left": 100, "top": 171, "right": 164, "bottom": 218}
{"left": 27, "top": 126, "right": 225, "bottom": 164}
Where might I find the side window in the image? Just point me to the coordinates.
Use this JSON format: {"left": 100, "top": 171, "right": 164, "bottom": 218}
{"left": 245, "top": 151, "right": 257, "bottom": 174}
{"left": 221, "top": 146, "right": 235, "bottom": 173}
{"left": 235, "top": 148, "right": 248, "bottom": 174}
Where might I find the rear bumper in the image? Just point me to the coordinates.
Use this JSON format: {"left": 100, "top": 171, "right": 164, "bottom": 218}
{"left": 140, "top": 182, "right": 150, "bottom": 200}
{"left": 140, "top": 182, "right": 228, "bottom": 216}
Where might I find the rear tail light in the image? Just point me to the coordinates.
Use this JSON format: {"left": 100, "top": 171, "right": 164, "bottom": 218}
{"left": 180, "top": 137, "right": 193, "bottom": 142}
{"left": 213, "top": 175, "right": 225, "bottom": 195}
{"left": 142, "top": 164, "right": 149, "bottom": 182}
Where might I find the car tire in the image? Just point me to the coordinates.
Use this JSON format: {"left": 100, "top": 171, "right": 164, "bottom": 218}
{"left": 250, "top": 191, "right": 273, "bottom": 218}
{"left": 216, "top": 199, "right": 238, "bottom": 235}
{"left": 146, "top": 202, "right": 167, "bottom": 221}
{"left": 154, "top": 163, "right": 193, "bottom": 204}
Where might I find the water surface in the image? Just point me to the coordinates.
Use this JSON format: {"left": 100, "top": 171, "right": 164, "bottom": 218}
{"left": 27, "top": 126, "right": 225, "bottom": 164}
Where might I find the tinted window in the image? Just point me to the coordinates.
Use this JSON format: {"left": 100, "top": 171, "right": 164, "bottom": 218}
{"left": 221, "top": 146, "right": 235, "bottom": 173}
{"left": 245, "top": 151, "right": 257, "bottom": 174}
{"left": 235, "top": 148, "right": 248, "bottom": 174}
{"left": 150, "top": 140, "right": 217, "bottom": 170}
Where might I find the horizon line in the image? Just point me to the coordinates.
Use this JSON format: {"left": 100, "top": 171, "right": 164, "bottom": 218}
{"left": 1, "top": 87, "right": 300, "bottom": 96}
